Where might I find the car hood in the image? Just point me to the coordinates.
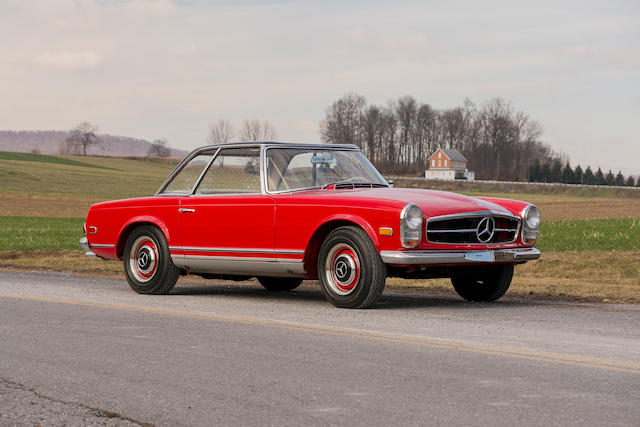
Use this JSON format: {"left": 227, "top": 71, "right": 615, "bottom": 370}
{"left": 293, "top": 187, "right": 517, "bottom": 218}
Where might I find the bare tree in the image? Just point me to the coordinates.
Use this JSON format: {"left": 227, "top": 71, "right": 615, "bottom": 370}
{"left": 320, "top": 93, "right": 556, "bottom": 180}
{"left": 58, "top": 139, "right": 82, "bottom": 155}
{"left": 148, "top": 138, "right": 171, "bottom": 157}
{"left": 67, "top": 121, "right": 99, "bottom": 156}
{"left": 240, "top": 119, "right": 277, "bottom": 141}
{"left": 208, "top": 119, "right": 234, "bottom": 144}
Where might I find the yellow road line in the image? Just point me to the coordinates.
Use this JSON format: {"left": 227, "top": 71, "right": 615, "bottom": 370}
{"left": 1, "top": 293, "right": 639, "bottom": 374}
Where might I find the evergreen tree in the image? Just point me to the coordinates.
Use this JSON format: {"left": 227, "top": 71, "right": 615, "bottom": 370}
{"left": 541, "top": 163, "right": 552, "bottom": 182}
{"left": 625, "top": 176, "right": 636, "bottom": 187}
{"left": 529, "top": 159, "right": 541, "bottom": 182}
{"left": 605, "top": 170, "right": 615, "bottom": 186}
{"left": 584, "top": 166, "right": 594, "bottom": 185}
{"left": 551, "top": 160, "right": 562, "bottom": 183}
{"left": 615, "top": 171, "right": 625, "bottom": 186}
{"left": 574, "top": 165, "right": 583, "bottom": 184}
{"left": 562, "top": 162, "right": 574, "bottom": 184}
{"left": 595, "top": 168, "right": 605, "bottom": 185}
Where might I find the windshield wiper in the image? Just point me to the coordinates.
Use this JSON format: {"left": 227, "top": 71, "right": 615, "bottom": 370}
{"left": 321, "top": 181, "right": 389, "bottom": 189}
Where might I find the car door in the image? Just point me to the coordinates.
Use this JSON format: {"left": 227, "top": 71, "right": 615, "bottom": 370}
{"left": 176, "top": 147, "right": 276, "bottom": 271}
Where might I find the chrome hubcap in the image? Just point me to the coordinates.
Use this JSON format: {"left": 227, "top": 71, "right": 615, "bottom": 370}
{"left": 324, "top": 243, "right": 360, "bottom": 296}
{"left": 129, "top": 236, "right": 158, "bottom": 283}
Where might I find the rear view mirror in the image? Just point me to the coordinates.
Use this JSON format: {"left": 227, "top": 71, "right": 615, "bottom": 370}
{"left": 311, "top": 155, "right": 335, "bottom": 165}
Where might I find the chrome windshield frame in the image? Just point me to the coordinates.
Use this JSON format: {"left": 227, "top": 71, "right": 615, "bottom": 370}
{"left": 262, "top": 145, "right": 389, "bottom": 195}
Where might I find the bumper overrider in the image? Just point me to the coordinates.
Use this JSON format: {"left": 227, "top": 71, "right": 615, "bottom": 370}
{"left": 380, "top": 247, "right": 541, "bottom": 265}
{"left": 79, "top": 237, "right": 97, "bottom": 257}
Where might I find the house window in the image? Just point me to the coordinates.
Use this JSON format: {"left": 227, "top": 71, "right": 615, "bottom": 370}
{"left": 432, "top": 159, "right": 435, "bottom": 167}
{"left": 444, "top": 160, "right": 448, "bottom": 167}
{"left": 438, "top": 152, "right": 442, "bottom": 159}
{"left": 438, "top": 159, "right": 441, "bottom": 167}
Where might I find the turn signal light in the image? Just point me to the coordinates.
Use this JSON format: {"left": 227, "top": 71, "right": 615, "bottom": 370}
{"left": 379, "top": 227, "right": 393, "bottom": 236}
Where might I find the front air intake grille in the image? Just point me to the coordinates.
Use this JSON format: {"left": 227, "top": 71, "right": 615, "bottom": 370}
{"left": 426, "top": 214, "right": 520, "bottom": 244}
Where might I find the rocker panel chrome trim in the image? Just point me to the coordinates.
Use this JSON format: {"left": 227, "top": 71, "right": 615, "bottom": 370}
{"left": 169, "top": 246, "right": 304, "bottom": 255}
{"left": 89, "top": 243, "right": 116, "bottom": 248}
{"left": 171, "top": 255, "right": 306, "bottom": 277}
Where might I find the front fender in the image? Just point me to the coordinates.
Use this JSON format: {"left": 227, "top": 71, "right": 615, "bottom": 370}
{"left": 314, "top": 214, "right": 380, "bottom": 250}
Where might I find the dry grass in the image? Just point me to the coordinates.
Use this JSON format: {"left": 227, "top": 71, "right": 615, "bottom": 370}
{"left": 387, "top": 251, "right": 640, "bottom": 304}
{"left": 502, "top": 195, "right": 640, "bottom": 221}
{"left": 0, "top": 194, "right": 96, "bottom": 218}
{"left": 2, "top": 250, "right": 638, "bottom": 304}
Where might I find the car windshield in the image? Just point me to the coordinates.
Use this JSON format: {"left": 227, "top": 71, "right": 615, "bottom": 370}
{"left": 266, "top": 148, "right": 388, "bottom": 192}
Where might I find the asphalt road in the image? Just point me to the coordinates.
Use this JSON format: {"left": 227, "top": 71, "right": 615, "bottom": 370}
{"left": 0, "top": 270, "right": 639, "bottom": 426}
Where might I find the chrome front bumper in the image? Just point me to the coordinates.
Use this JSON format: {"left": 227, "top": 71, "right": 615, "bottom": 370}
{"left": 380, "top": 247, "right": 541, "bottom": 265}
{"left": 79, "top": 237, "right": 96, "bottom": 257}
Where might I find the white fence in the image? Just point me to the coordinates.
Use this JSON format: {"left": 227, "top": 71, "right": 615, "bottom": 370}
{"left": 385, "top": 175, "right": 640, "bottom": 191}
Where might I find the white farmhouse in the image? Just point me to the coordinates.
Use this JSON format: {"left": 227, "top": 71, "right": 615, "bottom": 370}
{"left": 424, "top": 148, "right": 475, "bottom": 181}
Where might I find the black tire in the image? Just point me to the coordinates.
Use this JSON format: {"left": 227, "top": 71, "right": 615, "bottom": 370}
{"left": 257, "top": 277, "right": 303, "bottom": 292}
{"left": 123, "top": 225, "right": 179, "bottom": 295}
{"left": 317, "top": 226, "right": 386, "bottom": 308}
{"left": 451, "top": 264, "right": 514, "bottom": 302}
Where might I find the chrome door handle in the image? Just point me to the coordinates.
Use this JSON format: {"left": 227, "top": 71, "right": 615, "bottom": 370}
{"left": 178, "top": 208, "right": 196, "bottom": 213}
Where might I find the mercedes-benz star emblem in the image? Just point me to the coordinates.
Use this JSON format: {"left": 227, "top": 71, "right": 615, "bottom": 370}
{"left": 476, "top": 217, "right": 495, "bottom": 243}
{"left": 335, "top": 260, "right": 348, "bottom": 280}
{"left": 138, "top": 252, "right": 149, "bottom": 268}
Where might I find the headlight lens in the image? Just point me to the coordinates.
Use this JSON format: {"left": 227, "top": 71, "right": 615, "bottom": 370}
{"left": 522, "top": 205, "right": 540, "bottom": 245}
{"left": 400, "top": 204, "right": 423, "bottom": 247}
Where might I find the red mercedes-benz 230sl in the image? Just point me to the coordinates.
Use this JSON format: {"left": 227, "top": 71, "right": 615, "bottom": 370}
{"left": 80, "top": 142, "right": 540, "bottom": 308}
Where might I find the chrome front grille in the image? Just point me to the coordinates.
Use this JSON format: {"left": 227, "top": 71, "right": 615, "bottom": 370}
{"left": 426, "top": 213, "right": 520, "bottom": 244}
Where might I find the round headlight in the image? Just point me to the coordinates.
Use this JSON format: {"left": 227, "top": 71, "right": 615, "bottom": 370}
{"left": 525, "top": 205, "right": 540, "bottom": 230}
{"left": 404, "top": 205, "right": 422, "bottom": 230}
{"left": 400, "top": 204, "right": 423, "bottom": 248}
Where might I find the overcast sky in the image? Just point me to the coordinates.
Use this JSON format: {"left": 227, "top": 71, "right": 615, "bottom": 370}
{"left": 1, "top": 0, "right": 638, "bottom": 173}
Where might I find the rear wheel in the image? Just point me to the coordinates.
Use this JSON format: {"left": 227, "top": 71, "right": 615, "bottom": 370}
{"left": 451, "top": 264, "right": 514, "bottom": 302}
{"left": 257, "top": 277, "right": 303, "bottom": 292}
{"left": 318, "top": 226, "right": 386, "bottom": 308}
{"left": 123, "top": 225, "right": 179, "bottom": 294}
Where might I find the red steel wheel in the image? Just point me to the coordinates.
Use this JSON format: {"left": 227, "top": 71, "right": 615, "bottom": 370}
{"left": 128, "top": 236, "right": 159, "bottom": 283}
{"left": 123, "top": 225, "right": 179, "bottom": 295}
{"left": 325, "top": 243, "right": 361, "bottom": 295}
{"left": 318, "top": 226, "right": 386, "bottom": 309}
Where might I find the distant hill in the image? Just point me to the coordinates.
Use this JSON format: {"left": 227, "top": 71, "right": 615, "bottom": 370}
{"left": 0, "top": 130, "right": 188, "bottom": 158}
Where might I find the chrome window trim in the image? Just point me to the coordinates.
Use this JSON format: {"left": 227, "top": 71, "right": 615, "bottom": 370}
{"left": 262, "top": 146, "right": 388, "bottom": 195}
{"left": 192, "top": 146, "right": 263, "bottom": 196}
{"left": 191, "top": 148, "right": 221, "bottom": 195}
{"left": 156, "top": 142, "right": 363, "bottom": 196}
{"left": 425, "top": 210, "right": 521, "bottom": 245}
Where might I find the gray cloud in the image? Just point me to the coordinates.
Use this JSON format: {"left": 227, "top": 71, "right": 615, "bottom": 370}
{"left": 0, "top": 0, "right": 638, "bottom": 173}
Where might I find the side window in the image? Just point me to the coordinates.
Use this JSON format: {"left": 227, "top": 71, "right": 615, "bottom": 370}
{"left": 162, "top": 154, "right": 213, "bottom": 194}
{"left": 195, "top": 148, "right": 261, "bottom": 194}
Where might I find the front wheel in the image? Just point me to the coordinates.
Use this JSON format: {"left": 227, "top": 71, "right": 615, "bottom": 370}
{"left": 123, "top": 225, "right": 179, "bottom": 294}
{"left": 318, "top": 226, "right": 386, "bottom": 309}
{"left": 451, "top": 264, "right": 514, "bottom": 302}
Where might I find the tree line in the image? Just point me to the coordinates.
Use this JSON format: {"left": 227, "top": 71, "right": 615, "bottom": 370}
{"left": 320, "top": 93, "right": 561, "bottom": 180}
{"left": 529, "top": 160, "right": 638, "bottom": 187}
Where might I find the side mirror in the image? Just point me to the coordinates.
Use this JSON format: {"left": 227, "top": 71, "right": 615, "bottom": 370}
{"left": 387, "top": 179, "right": 394, "bottom": 187}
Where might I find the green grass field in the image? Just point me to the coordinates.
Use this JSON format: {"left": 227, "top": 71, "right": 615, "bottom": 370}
{"left": 0, "top": 216, "right": 84, "bottom": 250}
{"left": 0, "top": 151, "right": 175, "bottom": 198}
{"left": 0, "top": 152, "right": 639, "bottom": 303}
{"left": 0, "top": 151, "right": 115, "bottom": 170}
{"left": 538, "top": 218, "right": 640, "bottom": 252}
